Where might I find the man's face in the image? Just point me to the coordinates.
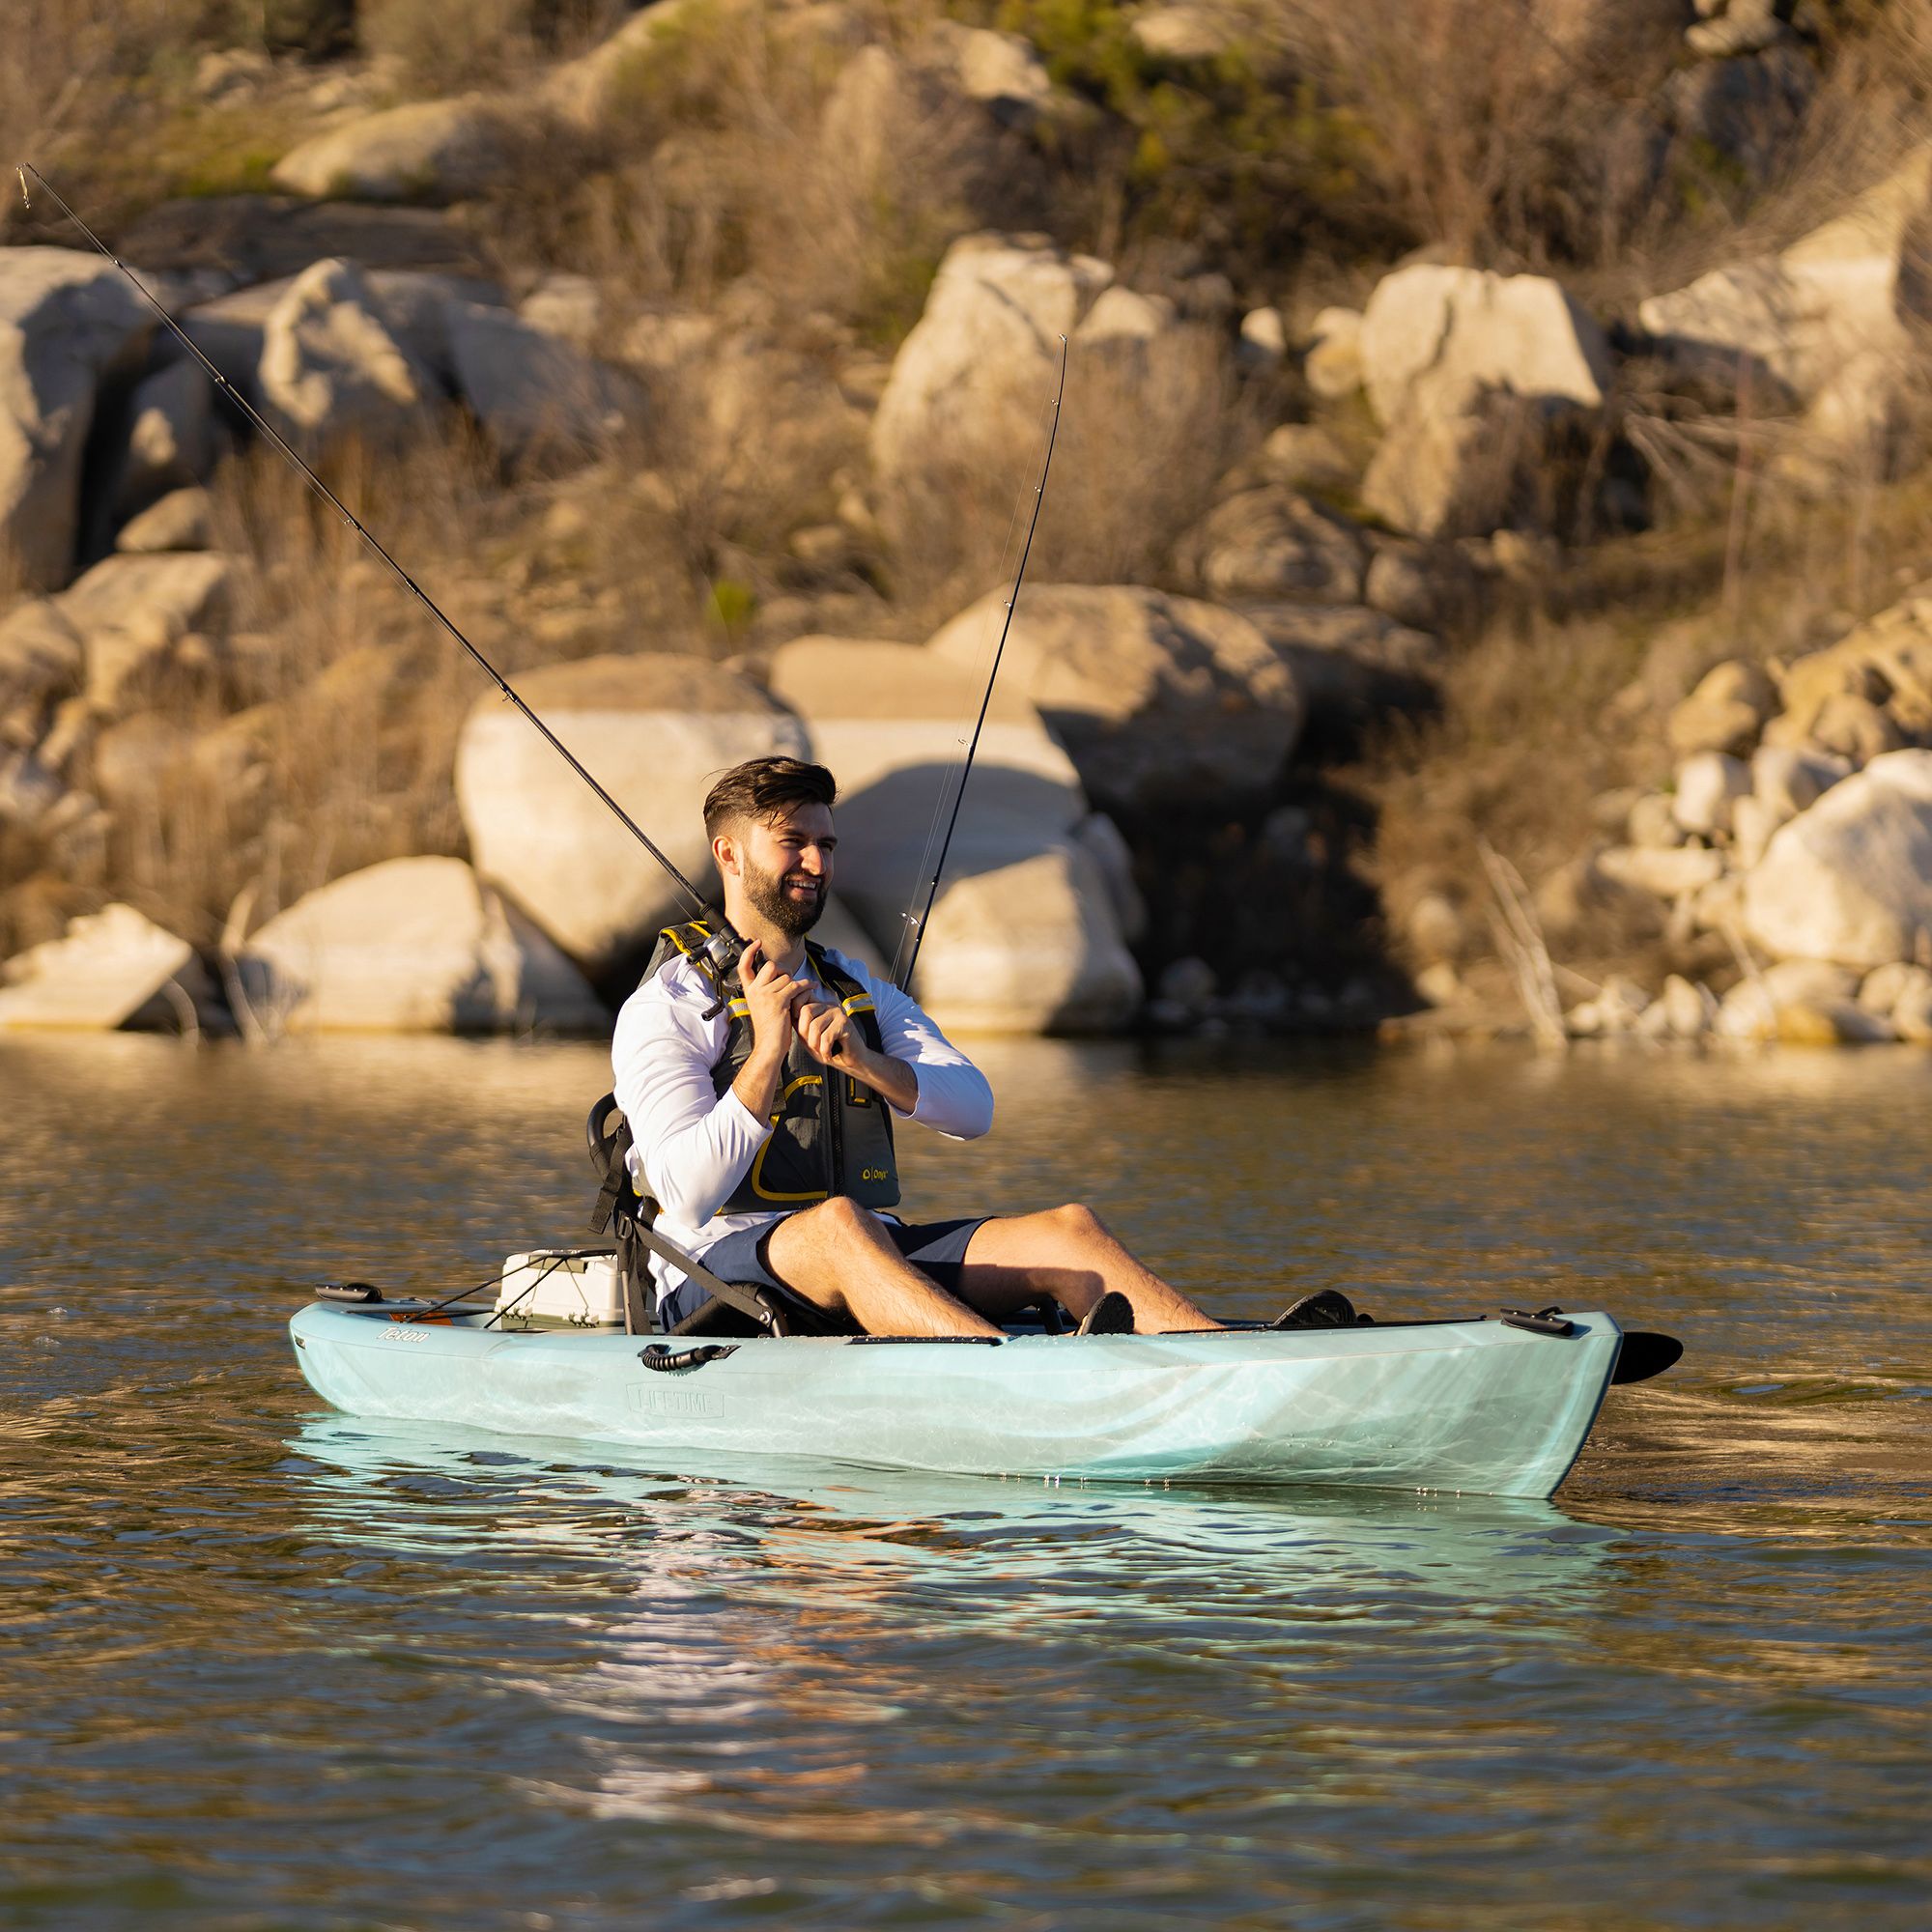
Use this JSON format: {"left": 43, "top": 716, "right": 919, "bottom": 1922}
{"left": 723, "top": 802, "right": 837, "bottom": 937}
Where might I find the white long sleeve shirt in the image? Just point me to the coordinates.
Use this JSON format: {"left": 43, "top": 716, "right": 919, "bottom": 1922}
{"left": 611, "top": 945, "right": 995, "bottom": 1299}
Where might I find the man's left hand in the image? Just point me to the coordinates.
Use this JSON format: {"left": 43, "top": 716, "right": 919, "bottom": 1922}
{"left": 796, "top": 1000, "right": 920, "bottom": 1112}
{"left": 796, "top": 998, "right": 863, "bottom": 1072}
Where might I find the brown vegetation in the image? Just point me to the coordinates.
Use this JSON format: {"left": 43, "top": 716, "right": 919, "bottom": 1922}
{"left": 15, "top": 0, "right": 1932, "bottom": 1001}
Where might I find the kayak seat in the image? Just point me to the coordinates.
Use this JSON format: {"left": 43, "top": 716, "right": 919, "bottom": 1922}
{"left": 581, "top": 1094, "right": 1061, "bottom": 1340}
{"left": 584, "top": 1092, "right": 856, "bottom": 1340}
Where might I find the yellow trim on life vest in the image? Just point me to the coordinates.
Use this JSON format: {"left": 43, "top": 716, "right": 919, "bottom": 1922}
{"left": 658, "top": 920, "right": 713, "bottom": 959}
{"left": 749, "top": 1073, "right": 830, "bottom": 1203}
{"left": 839, "top": 993, "right": 875, "bottom": 1016}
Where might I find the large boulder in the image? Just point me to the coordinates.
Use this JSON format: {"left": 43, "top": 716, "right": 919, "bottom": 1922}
{"left": 259, "top": 258, "right": 439, "bottom": 443}
{"left": 1639, "top": 144, "right": 1932, "bottom": 461}
{"left": 1, "top": 249, "right": 156, "bottom": 588}
{"left": 55, "top": 553, "right": 233, "bottom": 711}
{"left": 911, "top": 842, "right": 1143, "bottom": 1035}
{"left": 766, "top": 635, "right": 1086, "bottom": 952}
{"left": 923, "top": 20, "right": 1059, "bottom": 130}
{"left": 925, "top": 584, "right": 1300, "bottom": 812}
{"left": 456, "top": 652, "right": 810, "bottom": 979}
{"left": 113, "top": 357, "right": 215, "bottom": 517}
{"left": 1743, "top": 749, "right": 1932, "bottom": 967}
{"left": 1359, "top": 264, "right": 1612, "bottom": 428}
{"left": 1236, "top": 604, "right": 1442, "bottom": 741}
{"left": 241, "top": 857, "right": 605, "bottom": 1034}
{"left": 270, "top": 96, "right": 527, "bottom": 203}
{"left": 1179, "top": 486, "right": 1367, "bottom": 604}
{"left": 868, "top": 234, "right": 1115, "bottom": 497}
{"left": 356, "top": 270, "right": 506, "bottom": 387}
{"left": 446, "top": 301, "right": 635, "bottom": 466}
{"left": 180, "top": 267, "right": 500, "bottom": 412}
{"left": 1357, "top": 264, "right": 1612, "bottom": 539}
{"left": 0, "top": 903, "right": 205, "bottom": 1030}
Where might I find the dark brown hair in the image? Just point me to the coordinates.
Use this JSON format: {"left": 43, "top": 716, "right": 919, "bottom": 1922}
{"left": 702, "top": 755, "right": 838, "bottom": 839}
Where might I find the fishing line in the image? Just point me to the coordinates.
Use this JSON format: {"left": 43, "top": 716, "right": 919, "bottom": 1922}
{"left": 884, "top": 417, "right": 1038, "bottom": 984}
{"left": 889, "top": 336, "right": 1068, "bottom": 990}
{"left": 15, "top": 160, "right": 709, "bottom": 919}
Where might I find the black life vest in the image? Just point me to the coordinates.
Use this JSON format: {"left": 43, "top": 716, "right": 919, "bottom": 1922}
{"left": 645, "top": 917, "right": 900, "bottom": 1213}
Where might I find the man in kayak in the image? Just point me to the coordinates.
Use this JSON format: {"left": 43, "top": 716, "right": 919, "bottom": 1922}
{"left": 611, "top": 753, "right": 1263, "bottom": 1340}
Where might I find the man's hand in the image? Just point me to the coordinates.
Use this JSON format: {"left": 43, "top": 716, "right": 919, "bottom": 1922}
{"left": 797, "top": 998, "right": 920, "bottom": 1113}
{"left": 731, "top": 938, "right": 808, "bottom": 1120}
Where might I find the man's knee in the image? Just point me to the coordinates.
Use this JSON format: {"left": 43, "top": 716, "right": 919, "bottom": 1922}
{"left": 802, "top": 1195, "right": 882, "bottom": 1245}
{"left": 1047, "top": 1201, "right": 1106, "bottom": 1241}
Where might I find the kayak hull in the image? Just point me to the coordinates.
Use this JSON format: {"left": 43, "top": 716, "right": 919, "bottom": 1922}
{"left": 288, "top": 1302, "right": 1622, "bottom": 1500}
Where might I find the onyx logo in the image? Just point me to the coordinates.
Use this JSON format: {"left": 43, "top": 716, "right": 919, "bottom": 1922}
{"left": 862, "top": 1167, "right": 888, "bottom": 1181}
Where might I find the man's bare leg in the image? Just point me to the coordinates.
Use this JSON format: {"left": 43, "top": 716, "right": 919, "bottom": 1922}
{"left": 761, "top": 1197, "right": 1004, "bottom": 1338}
{"left": 957, "top": 1205, "right": 1222, "bottom": 1333}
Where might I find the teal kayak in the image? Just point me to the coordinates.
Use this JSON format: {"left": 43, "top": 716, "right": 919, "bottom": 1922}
{"left": 288, "top": 1300, "right": 1623, "bottom": 1499}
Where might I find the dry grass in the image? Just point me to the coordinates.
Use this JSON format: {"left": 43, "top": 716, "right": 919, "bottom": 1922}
{"left": 1363, "top": 443, "right": 1932, "bottom": 988}
{"left": 0, "top": 1, "right": 208, "bottom": 229}
{"left": 1283, "top": 0, "right": 1683, "bottom": 274}
{"left": 358, "top": 0, "right": 633, "bottom": 94}
{"left": 473, "top": 3, "right": 981, "bottom": 342}
{"left": 100, "top": 430, "right": 523, "bottom": 946}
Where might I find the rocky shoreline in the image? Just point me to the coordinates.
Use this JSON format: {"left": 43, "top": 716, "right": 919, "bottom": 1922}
{"left": 7, "top": 2, "right": 1932, "bottom": 1046}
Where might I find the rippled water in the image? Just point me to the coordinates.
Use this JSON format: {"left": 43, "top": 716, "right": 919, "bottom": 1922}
{"left": 3, "top": 1034, "right": 1930, "bottom": 1929}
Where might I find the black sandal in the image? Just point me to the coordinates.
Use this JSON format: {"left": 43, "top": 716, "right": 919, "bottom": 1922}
{"left": 1270, "top": 1289, "right": 1359, "bottom": 1329}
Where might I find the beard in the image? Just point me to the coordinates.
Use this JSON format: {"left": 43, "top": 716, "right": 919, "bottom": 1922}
{"left": 743, "top": 856, "right": 826, "bottom": 938}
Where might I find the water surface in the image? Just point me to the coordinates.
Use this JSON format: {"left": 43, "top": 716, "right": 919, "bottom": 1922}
{"left": 3, "top": 1035, "right": 1929, "bottom": 1928}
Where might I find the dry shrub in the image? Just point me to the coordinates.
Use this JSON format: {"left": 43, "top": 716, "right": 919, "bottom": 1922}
{"left": 621, "top": 344, "right": 869, "bottom": 605}
{"left": 1286, "top": 0, "right": 1685, "bottom": 272}
{"left": 355, "top": 0, "right": 631, "bottom": 92}
{"left": 474, "top": 3, "right": 980, "bottom": 340}
{"left": 1364, "top": 608, "right": 1655, "bottom": 977}
{"left": 0, "top": 0, "right": 211, "bottom": 229}
{"left": 357, "top": 0, "right": 537, "bottom": 92}
{"left": 109, "top": 428, "right": 512, "bottom": 943}
{"left": 884, "top": 325, "right": 1261, "bottom": 621}
{"left": 1044, "top": 329, "right": 1261, "bottom": 581}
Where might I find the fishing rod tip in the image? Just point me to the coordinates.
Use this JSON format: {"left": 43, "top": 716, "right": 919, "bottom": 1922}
{"left": 15, "top": 167, "right": 29, "bottom": 210}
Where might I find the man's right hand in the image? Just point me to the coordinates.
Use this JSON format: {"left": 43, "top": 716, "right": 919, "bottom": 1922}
{"left": 731, "top": 937, "right": 806, "bottom": 1120}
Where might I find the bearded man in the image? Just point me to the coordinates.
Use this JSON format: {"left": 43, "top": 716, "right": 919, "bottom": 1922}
{"left": 611, "top": 754, "right": 1324, "bottom": 1339}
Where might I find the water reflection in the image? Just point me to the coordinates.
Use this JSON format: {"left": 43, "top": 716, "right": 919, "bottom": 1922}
{"left": 289, "top": 1414, "right": 1615, "bottom": 1838}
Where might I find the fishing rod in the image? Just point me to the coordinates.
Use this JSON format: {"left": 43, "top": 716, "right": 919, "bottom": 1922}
{"left": 893, "top": 334, "right": 1067, "bottom": 992}
{"left": 15, "top": 161, "right": 720, "bottom": 938}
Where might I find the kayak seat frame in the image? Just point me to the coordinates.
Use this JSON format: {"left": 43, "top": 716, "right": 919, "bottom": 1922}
{"left": 584, "top": 1094, "right": 1071, "bottom": 1342}
{"left": 585, "top": 1092, "right": 855, "bottom": 1342}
